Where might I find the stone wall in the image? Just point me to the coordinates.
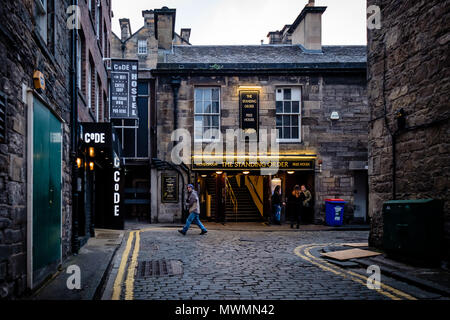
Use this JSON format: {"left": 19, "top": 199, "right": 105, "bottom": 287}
{"left": 155, "top": 72, "right": 368, "bottom": 223}
{"left": 367, "top": 0, "right": 450, "bottom": 258}
{"left": 0, "top": 0, "right": 72, "bottom": 298}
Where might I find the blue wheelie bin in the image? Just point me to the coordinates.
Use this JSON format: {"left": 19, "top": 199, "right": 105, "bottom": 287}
{"left": 325, "top": 199, "right": 346, "bottom": 226}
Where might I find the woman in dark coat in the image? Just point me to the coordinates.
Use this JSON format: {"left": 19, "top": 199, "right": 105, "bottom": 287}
{"left": 287, "top": 185, "right": 305, "bottom": 229}
{"left": 271, "top": 185, "right": 283, "bottom": 225}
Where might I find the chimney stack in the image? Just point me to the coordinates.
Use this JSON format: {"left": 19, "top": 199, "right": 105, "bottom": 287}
{"left": 180, "top": 28, "right": 191, "bottom": 43}
{"left": 142, "top": 10, "right": 154, "bottom": 28}
{"left": 154, "top": 7, "right": 176, "bottom": 50}
{"left": 119, "top": 18, "right": 131, "bottom": 41}
{"left": 288, "top": 1, "right": 326, "bottom": 51}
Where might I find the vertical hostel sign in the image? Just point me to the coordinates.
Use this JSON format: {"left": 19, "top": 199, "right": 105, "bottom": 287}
{"left": 239, "top": 90, "right": 259, "bottom": 140}
{"left": 110, "top": 59, "right": 138, "bottom": 119}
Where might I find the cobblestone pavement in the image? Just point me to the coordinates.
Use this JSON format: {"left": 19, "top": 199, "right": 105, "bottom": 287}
{"left": 110, "top": 226, "right": 442, "bottom": 300}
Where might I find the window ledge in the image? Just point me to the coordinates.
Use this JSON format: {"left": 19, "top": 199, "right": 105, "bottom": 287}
{"left": 276, "top": 139, "right": 302, "bottom": 144}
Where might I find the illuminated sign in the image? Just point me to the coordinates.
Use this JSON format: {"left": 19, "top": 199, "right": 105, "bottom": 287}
{"left": 110, "top": 59, "right": 139, "bottom": 119}
{"left": 239, "top": 91, "right": 259, "bottom": 140}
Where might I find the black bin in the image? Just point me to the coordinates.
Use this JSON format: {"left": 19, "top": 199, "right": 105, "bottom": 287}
{"left": 383, "top": 199, "right": 443, "bottom": 265}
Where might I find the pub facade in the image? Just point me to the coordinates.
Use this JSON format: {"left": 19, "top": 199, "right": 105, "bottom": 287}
{"left": 149, "top": 2, "right": 369, "bottom": 224}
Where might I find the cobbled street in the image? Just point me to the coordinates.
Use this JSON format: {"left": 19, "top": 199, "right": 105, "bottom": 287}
{"left": 107, "top": 225, "right": 442, "bottom": 301}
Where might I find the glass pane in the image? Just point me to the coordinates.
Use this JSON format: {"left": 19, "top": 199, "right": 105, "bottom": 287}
{"left": 276, "top": 101, "right": 283, "bottom": 114}
{"left": 204, "top": 102, "right": 212, "bottom": 114}
{"left": 203, "top": 116, "right": 211, "bottom": 127}
{"left": 283, "top": 127, "right": 290, "bottom": 139}
{"left": 195, "top": 89, "right": 203, "bottom": 102}
{"left": 212, "top": 116, "right": 219, "bottom": 127}
{"left": 276, "top": 116, "right": 282, "bottom": 126}
{"left": 138, "top": 82, "right": 148, "bottom": 95}
{"left": 112, "top": 119, "right": 122, "bottom": 127}
{"left": 292, "top": 127, "right": 299, "bottom": 139}
{"left": 137, "top": 97, "right": 149, "bottom": 157}
{"left": 195, "top": 101, "right": 202, "bottom": 114}
{"left": 284, "top": 101, "right": 291, "bottom": 113}
{"left": 212, "top": 88, "right": 220, "bottom": 101}
{"left": 292, "top": 101, "right": 300, "bottom": 113}
{"left": 284, "top": 89, "right": 291, "bottom": 100}
{"left": 292, "top": 115, "right": 299, "bottom": 126}
{"left": 212, "top": 101, "right": 220, "bottom": 114}
{"left": 203, "top": 128, "right": 212, "bottom": 140}
{"left": 124, "top": 119, "right": 136, "bottom": 127}
{"left": 194, "top": 116, "right": 203, "bottom": 140}
{"left": 283, "top": 116, "right": 290, "bottom": 127}
{"left": 123, "top": 128, "right": 135, "bottom": 157}
{"left": 204, "top": 89, "right": 212, "bottom": 101}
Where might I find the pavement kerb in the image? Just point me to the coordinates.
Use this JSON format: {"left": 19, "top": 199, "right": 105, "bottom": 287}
{"left": 353, "top": 258, "right": 450, "bottom": 298}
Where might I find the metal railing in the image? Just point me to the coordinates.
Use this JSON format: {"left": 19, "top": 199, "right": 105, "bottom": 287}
{"left": 225, "top": 177, "right": 238, "bottom": 222}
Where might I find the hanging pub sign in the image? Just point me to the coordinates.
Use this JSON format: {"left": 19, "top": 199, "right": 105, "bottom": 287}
{"left": 239, "top": 90, "right": 259, "bottom": 141}
{"left": 161, "top": 174, "right": 178, "bottom": 203}
{"left": 110, "top": 59, "right": 139, "bottom": 119}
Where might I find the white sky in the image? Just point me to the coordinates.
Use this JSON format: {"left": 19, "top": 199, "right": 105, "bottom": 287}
{"left": 111, "top": 0, "right": 367, "bottom": 45}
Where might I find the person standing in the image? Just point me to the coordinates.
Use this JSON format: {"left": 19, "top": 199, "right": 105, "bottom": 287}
{"left": 179, "top": 184, "right": 208, "bottom": 235}
{"left": 271, "top": 185, "right": 284, "bottom": 225}
{"left": 287, "top": 185, "right": 304, "bottom": 229}
{"left": 300, "top": 185, "right": 313, "bottom": 224}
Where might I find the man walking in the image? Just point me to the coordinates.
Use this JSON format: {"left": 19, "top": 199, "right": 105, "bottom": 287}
{"left": 179, "top": 184, "right": 208, "bottom": 236}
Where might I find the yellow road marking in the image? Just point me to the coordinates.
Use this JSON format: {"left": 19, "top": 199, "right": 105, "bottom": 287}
{"left": 294, "top": 244, "right": 417, "bottom": 300}
{"left": 112, "top": 231, "right": 135, "bottom": 300}
{"left": 125, "top": 231, "right": 141, "bottom": 300}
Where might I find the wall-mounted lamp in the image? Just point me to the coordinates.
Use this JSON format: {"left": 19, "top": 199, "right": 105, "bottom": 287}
{"left": 330, "top": 111, "right": 340, "bottom": 120}
{"left": 76, "top": 158, "right": 82, "bottom": 169}
{"left": 287, "top": 171, "right": 295, "bottom": 175}
{"left": 243, "top": 171, "right": 250, "bottom": 175}
{"left": 89, "top": 162, "right": 95, "bottom": 171}
{"left": 201, "top": 175, "right": 207, "bottom": 178}
{"left": 89, "top": 147, "right": 95, "bottom": 158}
{"left": 216, "top": 171, "right": 223, "bottom": 175}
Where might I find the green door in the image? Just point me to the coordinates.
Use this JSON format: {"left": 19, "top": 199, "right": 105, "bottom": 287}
{"left": 33, "top": 98, "right": 62, "bottom": 275}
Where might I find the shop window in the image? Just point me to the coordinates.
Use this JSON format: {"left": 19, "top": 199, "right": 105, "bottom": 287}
{"left": 276, "top": 87, "right": 301, "bottom": 142}
{"left": 0, "top": 92, "right": 6, "bottom": 144}
{"left": 194, "top": 87, "right": 221, "bottom": 142}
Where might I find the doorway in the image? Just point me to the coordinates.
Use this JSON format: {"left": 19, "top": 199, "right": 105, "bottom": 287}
{"left": 32, "top": 98, "right": 62, "bottom": 286}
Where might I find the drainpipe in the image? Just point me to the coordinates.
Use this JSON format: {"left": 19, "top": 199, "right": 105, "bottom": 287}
{"left": 70, "top": 0, "right": 80, "bottom": 254}
{"left": 171, "top": 76, "right": 181, "bottom": 137}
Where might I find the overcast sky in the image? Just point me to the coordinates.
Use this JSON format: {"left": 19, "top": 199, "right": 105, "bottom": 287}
{"left": 111, "top": 0, "right": 367, "bottom": 45}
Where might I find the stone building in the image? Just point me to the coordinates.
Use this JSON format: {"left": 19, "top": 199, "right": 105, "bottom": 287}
{"left": 0, "top": 0, "right": 72, "bottom": 298}
{"left": 150, "top": 2, "right": 369, "bottom": 224}
{"left": 109, "top": 8, "right": 191, "bottom": 223}
{"left": 72, "top": 0, "right": 113, "bottom": 250}
{"left": 367, "top": 0, "right": 450, "bottom": 260}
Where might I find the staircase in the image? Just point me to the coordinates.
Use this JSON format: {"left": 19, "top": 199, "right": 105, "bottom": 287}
{"left": 205, "top": 176, "right": 263, "bottom": 222}
{"left": 226, "top": 177, "right": 263, "bottom": 222}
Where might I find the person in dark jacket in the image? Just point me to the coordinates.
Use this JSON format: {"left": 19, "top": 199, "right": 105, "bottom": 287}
{"left": 271, "top": 185, "right": 284, "bottom": 225}
{"left": 287, "top": 185, "right": 305, "bottom": 229}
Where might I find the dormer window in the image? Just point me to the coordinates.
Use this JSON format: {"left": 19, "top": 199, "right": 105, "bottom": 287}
{"left": 138, "top": 40, "right": 148, "bottom": 55}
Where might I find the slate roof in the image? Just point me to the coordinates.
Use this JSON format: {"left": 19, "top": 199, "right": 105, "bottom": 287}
{"left": 157, "top": 45, "right": 367, "bottom": 72}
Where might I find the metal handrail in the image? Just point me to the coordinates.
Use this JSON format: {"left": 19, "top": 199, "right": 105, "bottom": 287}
{"left": 225, "top": 177, "right": 238, "bottom": 222}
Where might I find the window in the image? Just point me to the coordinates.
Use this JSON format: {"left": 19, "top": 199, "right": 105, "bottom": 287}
{"left": 111, "top": 81, "right": 149, "bottom": 159}
{"left": 276, "top": 88, "right": 301, "bottom": 142}
{"left": 35, "top": 0, "right": 47, "bottom": 43}
{"left": 194, "top": 87, "right": 220, "bottom": 142}
{"left": 0, "top": 92, "right": 7, "bottom": 144}
{"left": 76, "top": 32, "right": 84, "bottom": 89}
{"left": 87, "top": 61, "right": 92, "bottom": 110}
{"left": 95, "top": 75, "right": 100, "bottom": 122}
{"left": 138, "top": 40, "right": 148, "bottom": 55}
{"left": 96, "top": 1, "right": 101, "bottom": 39}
